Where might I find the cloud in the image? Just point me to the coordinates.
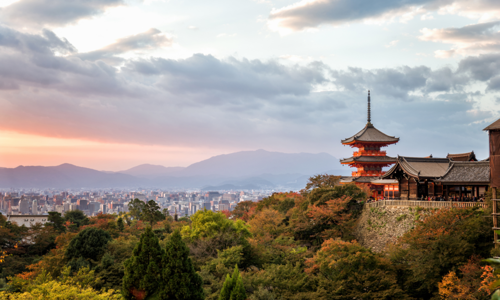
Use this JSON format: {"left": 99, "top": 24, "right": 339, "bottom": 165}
{"left": 1, "top": 0, "right": 124, "bottom": 28}
{"left": 76, "top": 28, "right": 173, "bottom": 64}
{"left": 268, "top": 0, "right": 500, "bottom": 32}
{"left": 0, "top": 25, "right": 495, "bottom": 156}
{"left": 420, "top": 21, "right": 500, "bottom": 57}
{"left": 385, "top": 40, "right": 399, "bottom": 48}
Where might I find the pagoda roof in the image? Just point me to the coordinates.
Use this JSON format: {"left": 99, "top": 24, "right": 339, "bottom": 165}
{"left": 340, "top": 176, "right": 379, "bottom": 183}
{"left": 484, "top": 118, "right": 500, "bottom": 131}
{"left": 382, "top": 156, "right": 450, "bottom": 179}
{"left": 341, "top": 123, "right": 399, "bottom": 145}
{"left": 436, "top": 161, "right": 489, "bottom": 185}
{"left": 340, "top": 156, "right": 397, "bottom": 164}
{"left": 447, "top": 151, "right": 477, "bottom": 162}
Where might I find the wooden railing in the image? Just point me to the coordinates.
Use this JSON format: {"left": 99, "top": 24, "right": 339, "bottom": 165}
{"left": 365, "top": 200, "right": 487, "bottom": 209}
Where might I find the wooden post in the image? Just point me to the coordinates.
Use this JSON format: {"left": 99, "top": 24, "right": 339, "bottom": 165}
{"left": 407, "top": 178, "right": 410, "bottom": 200}
{"left": 494, "top": 187, "right": 498, "bottom": 248}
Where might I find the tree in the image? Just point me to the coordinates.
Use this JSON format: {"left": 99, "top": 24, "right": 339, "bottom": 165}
{"left": 122, "top": 227, "right": 164, "bottom": 300}
{"left": 64, "top": 210, "right": 89, "bottom": 228}
{"left": 47, "top": 211, "right": 66, "bottom": 233}
{"left": 128, "top": 199, "right": 145, "bottom": 220}
{"left": 389, "top": 207, "right": 492, "bottom": 299}
{"left": 219, "top": 265, "right": 246, "bottom": 300}
{"left": 65, "top": 227, "right": 112, "bottom": 262}
{"left": 160, "top": 230, "right": 204, "bottom": 300}
{"left": 142, "top": 200, "right": 165, "bottom": 226}
{"left": 305, "top": 239, "right": 406, "bottom": 299}
{"left": 117, "top": 218, "right": 125, "bottom": 232}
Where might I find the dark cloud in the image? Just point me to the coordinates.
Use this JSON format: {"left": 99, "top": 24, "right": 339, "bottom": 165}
{"left": 420, "top": 21, "right": 500, "bottom": 57}
{"left": 1, "top": 0, "right": 124, "bottom": 27}
{"left": 0, "top": 26, "right": 494, "bottom": 157}
{"left": 268, "top": 0, "right": 500, "bottom": 31}
{"left": 330, "top": 65, "right": 470, "bottom": 98}
{"left": 457, "top": 53, "right": 500, "bottom": 82}
{"left": 76, "top": 28, "right": 173, "bottom": 64}
{"left": 421, "top": 21, "right": 500, "bottom": 42}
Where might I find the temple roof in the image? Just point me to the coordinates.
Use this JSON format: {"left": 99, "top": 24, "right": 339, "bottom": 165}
{"left": 436, "top": 161, "right": 490, "bottom": 184}
{"left": 447, "top": 151, "right": 477, "bottom": 161}
{"left": 341, "top": 123, "right": 400, "bottom": 145}
{"left": 382, "top": 156, "right": 450, "bottom": 179}
{"left": 340, "top": 176, "right": 379, "bottom": 183}
{"left": 340, "top": 156, "right": 397, "bottom": 164}
{"left": 484, "top": 118, "right": 500, "bottom": 131}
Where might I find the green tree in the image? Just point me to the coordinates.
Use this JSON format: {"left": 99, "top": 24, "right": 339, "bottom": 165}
{"left": 65, "top": 227, "right": 112, "bottom": 262}
{"left": 219, "top": 265, "right": 246, "bottom": 300}
{"left": 122, "top": 227, "right": 164, "bottom": 299}
{"left": 64, "top": 210, "right": 89, "bottom": 228}
{"left": 142, "top": 200, "right": 165, "bottom": 226}
{"left": 128, "top": 199, "right": 145, "bottom": 221}
{"left": 160, "top": 230, "right": 204, "bottom": 300}
{"left": 117, "top": 218, "right": 125, "bottom": 232}
{"left": 47, "top": 211, "right": 66, "bottom": 233}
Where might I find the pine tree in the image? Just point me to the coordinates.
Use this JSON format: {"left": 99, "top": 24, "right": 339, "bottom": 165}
{"left": 230, "top": 276, "right": 247, "bottom": 300}
{"left": 122, "top": 227, "right": 164, "bottom": 299}
{"left": 117, "top": 217, "right": 125, "bottom": 232}
{"left": 219, "top": 265, "right": 246, "bottom": 300}
{"left": 159, "top": 230, "right": 204, "bottom": 300}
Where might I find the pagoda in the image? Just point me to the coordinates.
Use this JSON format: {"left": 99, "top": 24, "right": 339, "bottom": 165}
{"left": 340, "top": 91, "right": 399, "bottom": 199}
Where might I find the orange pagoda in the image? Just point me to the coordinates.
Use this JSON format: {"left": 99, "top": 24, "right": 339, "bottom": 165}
{"left": 340, "top": 91, "right": 399, "bottom": 199}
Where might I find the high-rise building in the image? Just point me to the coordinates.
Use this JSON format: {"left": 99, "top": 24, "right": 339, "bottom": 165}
{"left": 32, "top": 199, "right": 38, "bottom": 215}
{"left": 19, "top": 199, "right": 30, "bottom": 214}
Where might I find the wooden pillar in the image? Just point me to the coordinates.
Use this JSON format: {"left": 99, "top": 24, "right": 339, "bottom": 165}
{"left": 407, "top": 178, "right": 410, "bottom": 200}
{"left": 459, "top": 186, "right": 463, "bottom": 200}
{"left": 446, "top": 185, "right": 449, "bottom": 201}
{"left": 493, "top": 188, "right": 498, "bottom": 248}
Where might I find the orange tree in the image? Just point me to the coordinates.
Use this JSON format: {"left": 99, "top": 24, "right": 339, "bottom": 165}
{"left": 389, "top": 207, "right": 492, "bottom": 299}
{"left": 305, "top": 239, "right": 406, "bottom": 299}
{"left": 287, "top": 182, "right": 367, "bottom": 247}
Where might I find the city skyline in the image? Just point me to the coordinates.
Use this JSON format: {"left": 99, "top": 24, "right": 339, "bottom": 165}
{"left": 0, "top": 0, "right": 499, "bottom": 170}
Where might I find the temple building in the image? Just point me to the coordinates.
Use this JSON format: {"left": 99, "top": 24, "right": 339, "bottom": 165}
{"left": 339, "top": 91, "right": 400, "bottom": 199}
{"left": 339, "top": 91, "right": 493, "bottom": 200}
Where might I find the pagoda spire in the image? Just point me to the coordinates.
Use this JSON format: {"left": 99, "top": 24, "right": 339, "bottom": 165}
{"left": 367, "top": 90, "right": 371, "bottom": 124}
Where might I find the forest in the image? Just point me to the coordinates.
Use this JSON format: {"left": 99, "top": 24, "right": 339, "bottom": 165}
{"left": 1, "top": 175, "right": 500, "bottom": 300}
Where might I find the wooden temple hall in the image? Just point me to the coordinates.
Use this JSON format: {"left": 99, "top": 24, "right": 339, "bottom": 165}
{"left": 340, "top": 91, "right": 493, "bottom": 200}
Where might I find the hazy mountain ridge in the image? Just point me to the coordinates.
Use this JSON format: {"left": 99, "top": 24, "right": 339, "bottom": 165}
{"left": 0, "top": 150, "right": 347, "bottom": 189}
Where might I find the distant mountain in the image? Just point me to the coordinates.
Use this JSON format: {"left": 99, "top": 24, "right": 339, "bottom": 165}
{"left": 0, "top": 163, "right": 139, "bottom": 188}
{"left": 176, "top": 149, "right": 341, "bottom": 177}
{"left": 201, "top": 183, "right": 261, "bottom": 191}
{"left": 0, "top": 150, "right": 347, "bottom": 189}
{"left": 120, "top": 164, "right": 185, "bottom": 178}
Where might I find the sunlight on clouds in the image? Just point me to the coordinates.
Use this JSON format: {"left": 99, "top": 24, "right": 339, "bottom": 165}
{"left": 53, "top": 6, "right": 182, "bottom": 53}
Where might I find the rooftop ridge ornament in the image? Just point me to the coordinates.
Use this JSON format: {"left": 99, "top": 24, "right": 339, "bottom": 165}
{"left": 367, "top": 90, "right": 371, "bottom": 124}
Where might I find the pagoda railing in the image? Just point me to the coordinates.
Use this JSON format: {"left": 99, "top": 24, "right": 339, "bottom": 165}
{"left": 353, "top": 150, "right": 387, "bottom": 157}
{"left": 365, "top": 200, "right": 486, "bottom": 209}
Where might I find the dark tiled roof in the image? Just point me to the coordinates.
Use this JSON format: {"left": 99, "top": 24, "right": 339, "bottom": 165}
{"left": 340, "top": 156, "right": 397, "bottom": 164}
{"left": 437, "top": 161, "right": 490, "bottom": 183}
{"left": 339, "top": 176, "right": 381, "bottom": 183}
{"left": 341, "top": 123, "right": 399, "bottom": 144}
{"left": 352, "top": 176, "right": 379, "bottom": 183}
{"left": 382, "top": 156, "right": 451, "bottom": 179}
{"left": 484, "top": 119, "right": 500, "bottom": 131}
{"left": 447, "top": 151, "right": 477, "bottom": 161}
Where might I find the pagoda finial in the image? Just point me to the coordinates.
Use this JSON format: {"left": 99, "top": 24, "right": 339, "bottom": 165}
{"left": 367, "top": 90, "right": 371, "bottom": 124}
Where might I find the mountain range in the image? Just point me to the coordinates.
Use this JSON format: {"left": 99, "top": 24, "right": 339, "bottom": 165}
{"left": 0, "top": 150, "right": 348, "bottom": 189}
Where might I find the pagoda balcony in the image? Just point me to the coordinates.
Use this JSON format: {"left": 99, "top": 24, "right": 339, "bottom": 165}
{"left": 353, "top": 150, "right": 387, "bottom": 157}
{"left": 352, "top": 171, "right": 386, "bottom": 177}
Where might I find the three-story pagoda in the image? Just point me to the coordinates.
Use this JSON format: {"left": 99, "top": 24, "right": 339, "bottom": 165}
{"left": 340, "top": 91, "right": 399, "bottom": 198}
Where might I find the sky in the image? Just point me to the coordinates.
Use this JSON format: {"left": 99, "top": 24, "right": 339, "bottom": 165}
{"left": 0, "top": 0, "right": 499, "bottom": 171}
